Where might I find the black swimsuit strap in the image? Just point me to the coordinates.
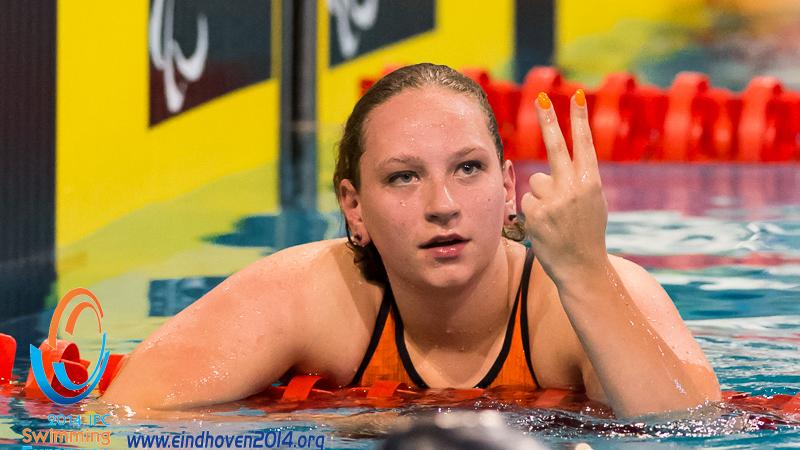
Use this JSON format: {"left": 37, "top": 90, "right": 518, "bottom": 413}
{"left": 394, "top": 246, "right": 536, "bottom": 388}
{"left": 349, "top": 293, "right": 392, "bottom": 386}
{"left": 519, "top": 247, "right": 541, "bottom": 387}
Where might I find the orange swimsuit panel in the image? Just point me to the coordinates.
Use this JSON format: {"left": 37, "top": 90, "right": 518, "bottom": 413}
{"left": 352, "top": 248, "right": 539, "bottom": 389}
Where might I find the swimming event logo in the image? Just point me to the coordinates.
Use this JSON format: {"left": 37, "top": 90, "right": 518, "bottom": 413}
{"left": 149, "top": 0, "right": 209, "bottom": 114}
{"left": 29, "top": 288, "right": 111, "bottom": 405}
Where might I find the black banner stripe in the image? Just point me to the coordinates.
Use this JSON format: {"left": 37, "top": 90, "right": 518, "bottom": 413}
{"left": 0, "top": 0, "right": 57, "bottom": 319}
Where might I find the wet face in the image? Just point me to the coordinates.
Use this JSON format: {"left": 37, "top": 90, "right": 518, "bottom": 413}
{"left": 346, "top": 86, "right": 515, "bottom": 289}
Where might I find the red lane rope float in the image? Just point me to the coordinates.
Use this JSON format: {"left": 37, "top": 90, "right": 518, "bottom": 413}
{"left": 367, "top": 380, "right": 404, "bottom": 398}
{"left": 722, "top": 391, "right": 800, "bottom": 415}
{"left": 663, "top": 72, "right": 712, "bottom": 161}
{"left": 635, "top": 85, "right": 668, "bottom": 161}
{"left": 592, "top": 73, "right": 639, "bottom": 161}
{"left": 359, "top": 66, "right": 800, "bottom": 162}
{"left": 280, "top": 375, "right": 333, "bottom": 402}
{"left": 23, "top": 339, "right": 90, "bottom": 400}
{"left": 783, "top": 394, "right": 800, "bottom": 414}
{"left": 774, "top": 90, "right": 800, "bottom": 162}
{"left": 738, "top": 77, "right": 784, "bottom": 162}
{"left": 708, "top": 88, "right": 741, "bottom": 160}
{"left": 0, "top": 334, "right": 15, "bottom": 384}
{"left": 515, "top": 67, "right": 579, "bottom": 160}
{"left": 486, "top": 80, "right": 522, "bottom": 159}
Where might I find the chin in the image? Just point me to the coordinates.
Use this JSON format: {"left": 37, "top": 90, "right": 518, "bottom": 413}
{"left": 420, "top": 265, "right": 475, "bottom": 289}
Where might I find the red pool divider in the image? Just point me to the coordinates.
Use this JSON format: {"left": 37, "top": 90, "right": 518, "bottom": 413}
{"left": 0, "top": 330, "right": 130, "bottom": 398}
{"left": 783, "top": 394, "right": 800, "bottom": 414}
{"left": 359, "top": 66, "right": 800, "bottom": 162}
{"left": 0, "top": 334, "right": 15, "bottom": 384}
{"left": 663, "top": 72, "right": 711, "bottom": 161}
{"left": 723, "top": 390, "right": 800, "bottom": 415}
{"left": 486, "top": 80, "right": 522, "bottom": 158}
{"left": 23, "top": 339, "right": 90, "bottom": 400}
{"left": 514, "top": 67, "right": 578, "bottom": 160}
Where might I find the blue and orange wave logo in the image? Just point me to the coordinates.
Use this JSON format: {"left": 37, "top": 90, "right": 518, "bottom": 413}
{"left": 29, "top": 288, "right": 110, "bottom": 405}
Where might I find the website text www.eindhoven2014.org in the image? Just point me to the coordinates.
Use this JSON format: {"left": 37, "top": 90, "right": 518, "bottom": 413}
{"left": 21, "top": 427, "right": 326, "bottom": 449}
{"left": 126, "top": 429, "right": 327, "bottom": 449}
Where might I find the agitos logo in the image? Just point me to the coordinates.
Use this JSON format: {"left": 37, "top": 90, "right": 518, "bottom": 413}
{"left": 29, "top": 288, "right": 111, "bottom": 405}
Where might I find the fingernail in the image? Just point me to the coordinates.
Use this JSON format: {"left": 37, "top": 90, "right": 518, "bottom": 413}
{"left": 537, "top": 92, "right": 551, "bottom": 109}
{"left": 575, "top": 89, "right": 586, "bottom": 107}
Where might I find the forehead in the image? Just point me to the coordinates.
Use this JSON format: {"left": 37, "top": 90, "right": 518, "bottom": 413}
{"left": 362, "top": 86, "right": 493, "bottom": 159}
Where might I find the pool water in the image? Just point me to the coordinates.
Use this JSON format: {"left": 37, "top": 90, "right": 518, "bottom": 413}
{"left": 1, "top": 163, "right": 799, "bottom": 449}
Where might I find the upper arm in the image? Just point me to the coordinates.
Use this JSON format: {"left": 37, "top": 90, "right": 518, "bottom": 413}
{"left": 608, "top": 255, "right": 712, "bottom": 368}
{"left": 101, "top": 240, "right": 341, "bottom": 410}
{"left": 580, "top": 255, "right": 720, "bottom": 401}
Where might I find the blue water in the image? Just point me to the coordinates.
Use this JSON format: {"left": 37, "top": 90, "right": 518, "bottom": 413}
{"left": 1, "top": 163, "right": 799, "bottom": 449}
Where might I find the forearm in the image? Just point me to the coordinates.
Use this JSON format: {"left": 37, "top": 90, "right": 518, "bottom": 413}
{"left": 556, "top": 258, "right": 719, "bottom": 418}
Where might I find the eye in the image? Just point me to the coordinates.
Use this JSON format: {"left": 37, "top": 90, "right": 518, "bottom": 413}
{"left": 387, "top": 171, "right": 418, "bottom": 185}
{"left": 457, "top": 160, "right": 484, "bottom": 176}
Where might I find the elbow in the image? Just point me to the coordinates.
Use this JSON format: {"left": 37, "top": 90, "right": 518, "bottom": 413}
{"left": 614, "top": 367, "right": 722, "bottom": 419}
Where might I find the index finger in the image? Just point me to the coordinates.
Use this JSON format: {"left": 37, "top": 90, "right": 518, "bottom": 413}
{"left": 536, "top": 92, "right": 573, "bottom": 183}
{"left": 570, "top": 89, "right": 600, "bottom": 178}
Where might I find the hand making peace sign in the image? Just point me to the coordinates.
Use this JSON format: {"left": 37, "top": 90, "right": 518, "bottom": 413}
{"left": 520, "top": 91, "right": 610, "bottom": 288}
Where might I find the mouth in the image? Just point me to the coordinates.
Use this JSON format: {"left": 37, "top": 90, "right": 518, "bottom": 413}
{"left": 419, "top": 234, "right": 470, "bottom": 249}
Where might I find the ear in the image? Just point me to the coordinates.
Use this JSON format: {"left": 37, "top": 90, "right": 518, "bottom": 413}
{"left": 502, "top": 160, "right": 517, "bottom": 225}
{"left": 339, "top": 179, "right": 371, "bottom": 245}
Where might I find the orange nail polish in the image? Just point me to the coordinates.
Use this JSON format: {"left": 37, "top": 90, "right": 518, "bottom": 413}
{"left": 575, "top": 89, "right": 586, "bottom": 107}
{"left": 537, "top": 92, "right": 551, "bottom": 109}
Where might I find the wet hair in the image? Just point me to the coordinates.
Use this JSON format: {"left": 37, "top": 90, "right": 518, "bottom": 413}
{"left": 333, "top": 63, "right": 525, "bottom": 284}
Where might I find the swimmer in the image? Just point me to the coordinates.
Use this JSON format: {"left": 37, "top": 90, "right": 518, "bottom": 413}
{"left": 102, "top": 63, "right": 721, "bottom": 418}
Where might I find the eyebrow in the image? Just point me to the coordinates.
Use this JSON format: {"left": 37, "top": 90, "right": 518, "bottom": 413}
{"left": 375, "top": 154, "right": 425, "bottom": 171}
{"left": 375, "top": 147, "right": 488, "bottom": 171}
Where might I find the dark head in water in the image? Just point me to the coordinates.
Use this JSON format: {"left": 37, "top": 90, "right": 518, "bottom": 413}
{"left": 379, "top": 411, "right": 550, "bottom": 450}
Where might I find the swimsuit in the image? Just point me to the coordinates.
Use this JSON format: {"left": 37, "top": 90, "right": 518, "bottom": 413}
{"left": 351, "top": 247, "right": 539, "bottom": 388}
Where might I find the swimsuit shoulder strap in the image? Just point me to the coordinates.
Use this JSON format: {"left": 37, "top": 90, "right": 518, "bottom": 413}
{"left": 519, "top": 246, "right": 541, "bottom": 387}
{"left": 350, "top": 285, "right": 413, "bottom": 386}
{"left": 349, "top": 290, "right": 399, "bottom": 386}
{"left": 481, "top": 246, "right": 539, "bottom": 388}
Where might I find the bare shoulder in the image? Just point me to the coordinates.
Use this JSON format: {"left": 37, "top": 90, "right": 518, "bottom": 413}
{"left": 226, "top": 238, "right": 377, "bottom": 303}
{"left": 238, "top": 238, "right": 384, "bottom": 380}
{"left": 240, "top": 238, "right": 352, "bottom": 283}
{"left": 220, "top": 238, "right": 384, "bottom": 346}
{"left": 103, "top": 239, "right": 382, "bottom": 408}
{"left": 181, "top": 239, "right": 341, "bottom": 322}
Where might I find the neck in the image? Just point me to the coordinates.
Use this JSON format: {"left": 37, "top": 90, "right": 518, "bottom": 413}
{"left": 388, "top": 241, "right": 521, "bottom": 351}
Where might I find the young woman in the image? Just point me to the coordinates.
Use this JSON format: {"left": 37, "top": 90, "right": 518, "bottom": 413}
{"left": 102, "top": 63, "right": 720, "bottom": 418}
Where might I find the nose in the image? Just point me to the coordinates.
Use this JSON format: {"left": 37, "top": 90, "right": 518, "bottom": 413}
{"left": 424, "top": 178, "right": 460, "bottom": 226}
